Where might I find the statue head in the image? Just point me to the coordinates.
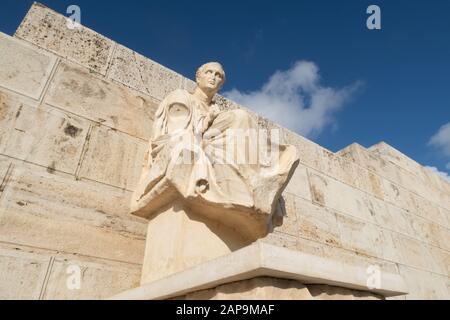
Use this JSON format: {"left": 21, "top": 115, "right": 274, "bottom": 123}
{"left": 195, "top": 62, "right": 226, "bottom": 96}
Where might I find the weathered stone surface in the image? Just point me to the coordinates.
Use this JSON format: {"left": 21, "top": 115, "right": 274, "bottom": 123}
{"left": 267, "top": 228, "right": 399, "bottom": 276}
{"left": 294, "top": 197, "right": 341, "bottom": 247}
{"left": 273, "top": 193, "right": 299, "bottom": 237}
{"left": 267, "top": 235, "right": 307, "bottom": 258}
{"left": 78, "top": 125, "right": 147, "bottom": 191}
{"left": 422, "top": 166, "right": 450, "bottom": 198}
{"left": 0, "top": 156, "right": 12, "bottom": 191}
{"left": 408, "top": 214, "right": 450, "bottom": 251}
{"left": 374, "top": 203, "right": 415, "bottom": 238}
{"left": 108, "top": 44, "right": 183, "bottom": 100}
{"left": 42, "top": 257, "right": 141, "bottom": 299}
{"left": 15, "top": 3, "right": 114, "bottom": 74}
{"left": 140, "top": 199, "right": 252, "bottom": 285}
{"left": 440, "top": 207, "right": 450, "bottom": 229}
{"left": 380, "top": 178, "right": 416, "bottom": 213}
{"left": 319, "top": 240, "right": 399, "bottom": 274}
{"left": 338, "top": 143, "right": 403, "bottom": 187}
{"left": 308, "top": 170, "right": 385, "bottom": 223}
{"left": 0, "top": 32, "right": 56, "bottom": 99}
{"left": 336, "top": 213, "right": 386, "bottom": 259}
{"left": 44, "top": 62, "right": 158, "bottom": 140}
{"left": 213, "top": 94, "right": 241, "bottom": 111}
{"left": 0, "top": 246, "right": 49, "bottom": 300}
{"left": 175, "top": 277, "right": 383, "bottom": 300}
{"left": 339, "top": 142, "right": 450, "bottom": 211}
{"left": 369, "top": 142, "right": 427, "bottom": 181}
{"left": 427, "top": 245, "right": 450, "bottom": 276}
{"left": 307, "top": 284, "right": 383, "bottom": 300}
{"left": 0, "top": 90, "right": 89, "bottom": 174}
{"left": 283, "top": 131, "right": 384, "bottom": 199}
{"left": 392, "top": 234, "right": 438, "bottom": 271}
{"left": 182, "top": 77, "right": 197, "bottom": 93}
{"left": 111, "top": 241, "right": 407, "bottom": 300}
{"left": 410, "top": 192, "right": 448, "bottom": 228}
{"left": 0, "top": 161, "right": 146, "bottom": 264}
{"left": 284, "top": 163, "right": 312, "bottom": 200}
{"left": 398, "top": 265, "right": 449, "bottom": 299}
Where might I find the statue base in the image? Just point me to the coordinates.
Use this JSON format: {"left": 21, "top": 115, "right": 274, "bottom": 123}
{"left": 140, "top": 199, "right": 253, "bottom": 284}
{"left": 110, "top": 242, "right": 408, "bottom": 300}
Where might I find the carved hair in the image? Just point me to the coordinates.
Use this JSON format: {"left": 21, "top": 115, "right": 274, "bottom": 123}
{"left": 195, "top": 62, "right": 226, "bottom": 85}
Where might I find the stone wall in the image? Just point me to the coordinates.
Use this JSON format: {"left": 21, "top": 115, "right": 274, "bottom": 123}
{"left": 0, "top": 3, "right": 448, "bottom": 299}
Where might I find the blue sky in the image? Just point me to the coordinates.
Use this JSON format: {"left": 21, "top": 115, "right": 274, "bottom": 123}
{"left": 1, "top": 0, "right": 450, "bottom": 178}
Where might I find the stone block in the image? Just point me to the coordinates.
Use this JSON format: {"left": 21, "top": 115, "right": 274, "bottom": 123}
{"left": 284, "top": 132, "right": 385, "bottom": 200}
{"left": 370, "top": 143, "right": 450, "bottom": 204}
{"left": 42, "top": 257, "right": 141, "bottom": 299}
{"left": 392, "top": 234, "right": 438, "bottom": 272}
{"left": 262, "top": 232, "right": 299, "bottom": 251}
{"left": 111, "top": 242, "right": 407, "bottom": 300}
{"left": 340, "top": 143, "right": 450, "bottom": 210}
{"left": 0, "top": 32, "right": 56, "bottom": 99}
{"left": 294, "top": 197, "right": 341, "bottom": 247}
{"left": 308, "top": 170, "right": 382, "bottom": 223}
{"left": 335, "top": 213, "right": 386, "bottom": 259}
{"left": 0, "top": 155, "right": 12, "bottom": 189}
{"left": 284, "top": 163, "right": 312, "bottom": 201}
{"left": 0, "top": 90, "right": 89, "bottom": 174}
{"left": 182, "top": 77, "right": 197, "bottom": 92}
{"left": 410, "top": 193, "right": 448, "bottom": 228}
{"left": 0, "top": 161, "right": 146, "bottom": 264}
{"left": 373, "top": 203, "right": 415, "bottom": 238}
{"left": 279, "top": 217, "right": 399, "bottom": 275}
{"left": 108, "top": 44, "right": 183, "bottom": 100}
{"left": 408, "top": 215, "right": 450, "bottom": 251}
{"left": 369, "top": 142, "right": 427, "bottom": 181}
{"left": 377, "top": 229, "right": 402, "bottom": 263}
{"left": 0, "top": 246, "right": 49, "bottom": 300}
{"left": 398, "top": 265, "right": 449, "bottom": 299}
{"left": 440, "top": 207, "right": 450, "bottom": 229}
{"left": 338, "top": 143, "right": 403, "bottom": 184}
{"left": 319, "top": 241, "right": 399, "bottom": 274}
{"left": 176, "top": 277, "right": 384, "bottom": 300}
{"left": 15, "top": 3, "right": 114, "bottom": 74}
{"left": 422, "top": 166, "right": 450, "bottom": 199}
{"left": 273, "top": 193, "right": 299, "bottom": 237}
{"left": 427, "top": 245, "right": 450, "bottom": 276}
{"left": 44, "top": 62, "right": 158, "bottom": 140}
{"left": 380, "top": 178, "right": 416, "bottom": 213}
{"left": 213, "top": 94, "right": 242, "bottom": 112}
{"left": 77, "top": 125, "right": 147, "bottom": 191}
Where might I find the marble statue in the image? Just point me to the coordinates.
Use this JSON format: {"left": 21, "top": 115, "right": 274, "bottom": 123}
{"left": 132, "top": 62, "right": 298, "bottom": 223}
{"left": 131, "top": 62, "right": 299, "bottom": 283}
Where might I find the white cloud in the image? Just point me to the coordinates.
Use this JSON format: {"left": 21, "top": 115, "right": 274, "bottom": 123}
{"left": 223, "top": 61, "right": 361, "bottom": 137}
{"left": 428, "top": 122, "right": 450, "bottom": 172}
{"left": 429, "top": 122, "right": 450, "bottom": 156}
{"left": 424, "top": 166, "right": 450, "bottom": 184}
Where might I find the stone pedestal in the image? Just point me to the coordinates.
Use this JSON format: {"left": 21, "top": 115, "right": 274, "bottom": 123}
{"left": 140, "top": 199, "right": 253, "bottom": 284}
{"left": 109, "top": 242, "right": 408, "bottom": 300}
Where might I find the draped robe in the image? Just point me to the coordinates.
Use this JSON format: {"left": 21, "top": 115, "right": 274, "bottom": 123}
{"left": 131, "top": 89, "right": 299, "bottom": 222}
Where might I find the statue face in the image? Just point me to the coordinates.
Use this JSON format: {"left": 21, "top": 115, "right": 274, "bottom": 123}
{"left": 196, "top": 63, "right": 225, "bottom": 94}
